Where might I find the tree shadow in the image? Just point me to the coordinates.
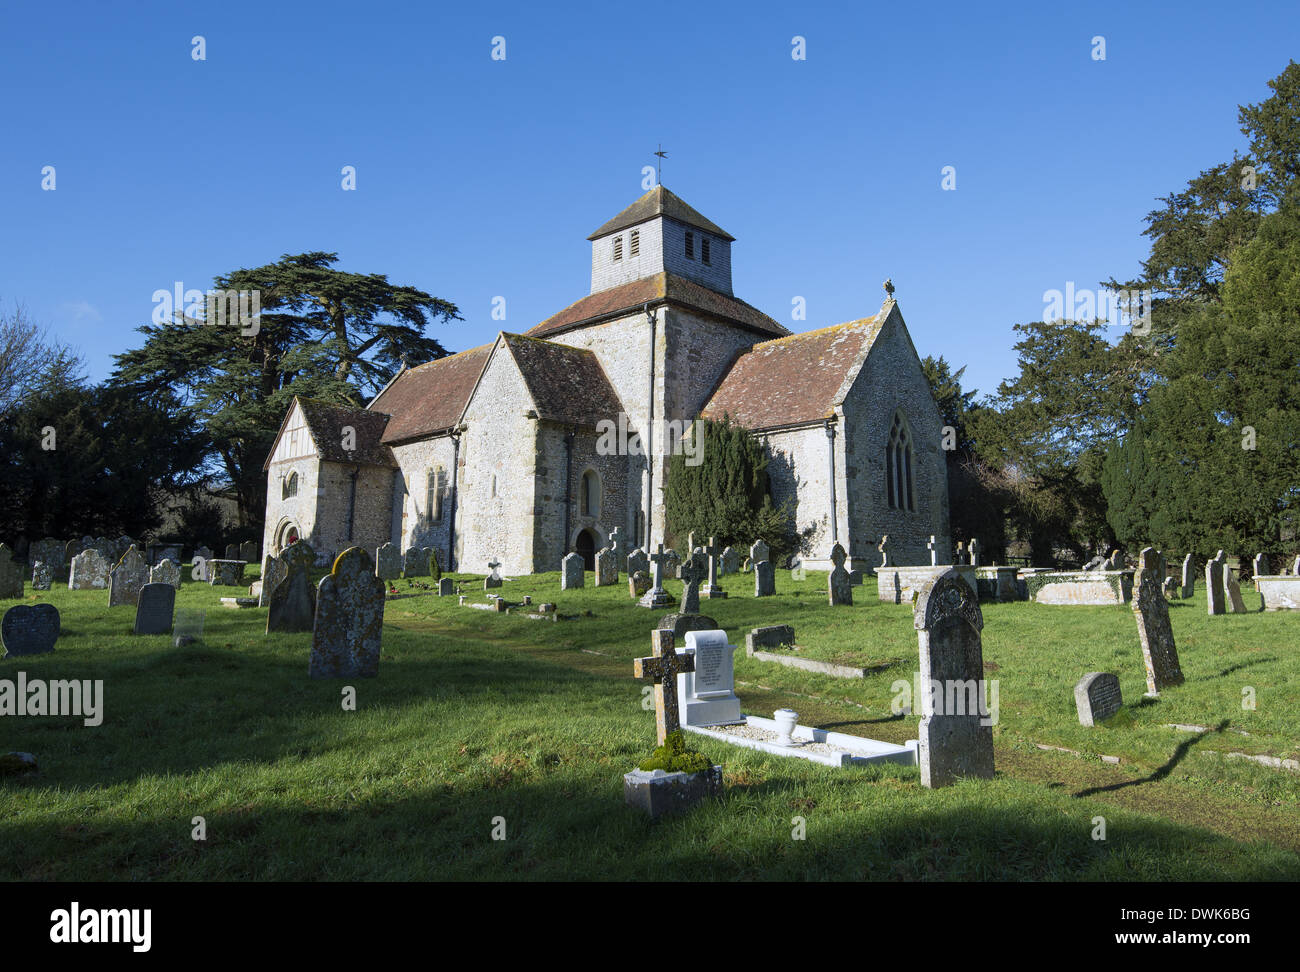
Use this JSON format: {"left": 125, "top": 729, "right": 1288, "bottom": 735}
{"left": 1210, "top": 657, "right": 1277, "bottom": 679}
{"left": 817, "top": 714, "right": 906, "bottom": 730}
{"left": 1073, "top": 720, "right": 1231, "bottom": 798}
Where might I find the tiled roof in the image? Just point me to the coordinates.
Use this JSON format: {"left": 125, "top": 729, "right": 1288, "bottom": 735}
{"left": 264, "top": 397, "right": 398, "bottom": 469}
{"left": 524, "top": 272, "right": 788, "bottom": 340}
{"left": 369, "top": 344, "right": 492, "bottom": 443}
{"left": 588, "top": 185, "right": 735, "bottom": 241}
{"left": 501, "top": 334, "right": 624, "bottom": 429}
{"left": 701, "top": 313, "right": 887, "bottom": 431}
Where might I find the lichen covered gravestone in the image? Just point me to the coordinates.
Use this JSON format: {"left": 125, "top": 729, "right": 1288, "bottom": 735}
{"left": 133, "top": 583, "right": 177, "bottom": 635}
{"left": 914, "top": 569, "right": 994, "bottom": 788}
{"left": 750, "top": 539, "right": 769, "bottom": 565}
{"left": 208, "top": 560, "right": 246, "bottom": 586}
{"left": 260, "top": 555, "right": 287, "bottom": 607}
{"left": 150, "top": 559, "right": 182, "bottom": 590}
{"left": 1206, "top": 551, "right": 1226, "bottom": 615}
{"left": 595, "top": 546, "right": 618, "bottom": 586}
{"left": 0, "top": 544, "right": 23, "bottom": 599}
{"left": 754, "top": 560, "right": 775, "bottom": 597}
{"left": 108, "top": 547, "right": 149, "bottom": 607}
{"left": 69, "top": 549, "right": 111, "bottom": 590}
{"left": 309, "top": 546, "right": 385, "bottom": 679}
{"left": 375, "top": 542, "right": 403, "bottom": 581}
{"left": 627, "top": 548, "right": 648, "bottom": 577}
{"left": 720, "top": 546, "right": 738, "bottom": 576}
{"left": 268, "top": 542, "right": 317, "bottom": 634}
{"left": 403, "top": 546, "right": 432, "bottom": 577}
{"left": 1225, "top": 568, "right": 1253, "bottom": 613}
{"left": 30, "top": 538, "right": 63, "bottom": 575}
{"left": 1180, "top": 554, "right": 1195, "bottom": 599}
{"left": 561, "top": 552, "right": 584, "bottom": 590}
{"left": 1074, "top": 672, "right": 1122, "bottom": 726}
{"left": 1133, "top": 547, "right": 1184, "bottom": 695}
{"left": 828, "top": 543, "right": 852, "bottom": 606}
{"left": 1, "top": 604, "right": 60, "bottom": 658}
{"left": 31, "top": 562, "right": 52, "bottom": 591}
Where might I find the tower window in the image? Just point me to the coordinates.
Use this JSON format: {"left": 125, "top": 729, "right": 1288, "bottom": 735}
{"left": 613, "top": 236, "right": 623, "bottom": 261}
{"left": 629, "top": 229, "right": 639, "bottom": 256}
{"left": 685, "top": 231, "right": 694, "bottom": 260}
{"left": 701, "top": 237, "right": 711, "bottom": 265}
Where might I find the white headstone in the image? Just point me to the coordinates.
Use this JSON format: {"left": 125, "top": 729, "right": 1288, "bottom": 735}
{"left": 676, "top": 629, "right": 743, "bottom": 728}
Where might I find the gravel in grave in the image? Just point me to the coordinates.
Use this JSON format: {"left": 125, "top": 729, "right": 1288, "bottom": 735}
{"left": 707, "top": 723, "right": 845, "bottom": 757}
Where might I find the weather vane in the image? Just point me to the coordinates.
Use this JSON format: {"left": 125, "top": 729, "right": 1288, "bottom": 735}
{"left": 654, "top": 143, "right": 667, "bottom": 185}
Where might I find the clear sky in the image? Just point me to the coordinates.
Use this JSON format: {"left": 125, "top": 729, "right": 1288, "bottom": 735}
{"left": 2, "top": 0, "right": 1297, "bottom": 401}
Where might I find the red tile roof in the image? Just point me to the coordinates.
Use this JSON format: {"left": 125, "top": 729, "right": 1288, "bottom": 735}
{"left": 368, "top": 344, "right": 492, "bottom": 444}
{"left": 702, "top": 314, "right": 886, "bottom": 431}
{"left": 502, "top": 335, "right": 623, "bottom": 429}
{"left": 524, "top": 272, "right": 788, "bottom": 340}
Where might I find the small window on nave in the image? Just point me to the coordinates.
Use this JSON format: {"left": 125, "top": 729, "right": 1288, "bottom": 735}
{"left": 580, "top": 469, "right": 600, "bottom": 517}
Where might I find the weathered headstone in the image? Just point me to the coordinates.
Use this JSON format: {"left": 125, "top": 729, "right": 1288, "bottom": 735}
{"left": 108, "top": 547, "right": 148, "bottom": 607}
{"left": 678, "top": 552, "right": 707, "bottom": 614}
{"left": 29, "top": 538, "right": 63, "bottom": 575}
{"left": 64, "top": 538, "right": 84, "bottom": 565}
{"left": 609, "top": 526, "right": 625, "bottom": 565}
{"left": 639, "top": 544, "right": 675, "bottom": 608}
{"left": 483, "top": 559, "right": 503, "bottom": 590}
{"left": 309, "top": 546, "right": 385, "bottom": 679}
{"left": 914, "top": 569, "right": 994, "bottom": 788}
{"left": 375, "top": 542, "right": 403, "bottom": 581}
{"left": 224, "top": 544, "right": 239, "bottom": 561}
{"left": 1180, "top": 553, "right": 1195, "bottom": 599}
{"left": 657, "top": 613, "right": 719, "bottom": 640}
{"left": 720, "top": 546, "right": 739, "bottom": 577}
{"left": 133, "top": 583, "right": 177, "bottom": 635}
{"left": 1133, "top": 547, "right": 1184, "bottom": 695}
{"left": 828, "top": 543, "right": 852, "bottom": 606}
{"left": 878, "top": 535, "right": 891, "bottom": 569}
{"left": 1225, "top": 568, "right": 1249, "bottom": 613}
{"left": 595, "top": 546, "right": 618, "bottom": 586}
{"left": 1106, "top": 548, "right": 1123, "bottom": 570}
{"left": 634, "top": 629, "right": 695, "bottom": 745}
{"left": 1293, "top": 554, "right": 1300, "bottom": 576}
{"left": 68, "top": 549, "right": 111, "bottom": 590}
{"left": 403, "top": 546, "right": 430, "bottom": 577}
{"left": 629, "top": 571, "right": 651, "bottom": 598}
{"left": 1162, "top": 576, "right": 1180, "bottom": 600}
{"left": 260, "top": 555, "right": 288, "bottom": 608}
{"left": 627, "top": 547, "right": 649, "bottom": 578}
{"left": 750, "top": 539, "right": 769, "bottom": 565}
{"left": 438, "top": 577, "right": 454, "bottom": 596}
{"left": 561, "top": 552, "right": 584, "bottom": 590}
{"left": 1252, "top": 553, "right": 1266, "bottom": 578}
{"left": 31, "top": 562, "right": 52, "bottom": 591}
{"left": 1206, "top": 550, "right": 1226, "bottom": 615}
{"left": 1074, "top": 672, "right": 1122, "bottom": 727}
{"left": 0, "top": 544, "right": 22, "bottom": 599}
{"left": 150, "top": 559, "right": 182, "bottom": 590}
{"left": 754, "top": 560, "right": 775, "bottom": 597}
{"left": 1, "top": 604, "right": 60, "bottom": 658}
{"left": 267, "top": 542, "right": 317, "bottom": 634}
{"left": 208, "top": 560, "right": 245, "bottom": 586}
{"left": 745, "top": 625, "right": 796, "bottom": 652}
{"left": 664, "top": 547, "right": 681, "bottom": 576}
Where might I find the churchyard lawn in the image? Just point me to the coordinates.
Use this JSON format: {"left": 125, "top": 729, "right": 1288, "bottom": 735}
{"left": 3, "top": 567, "right": 1299, "bottom": 881}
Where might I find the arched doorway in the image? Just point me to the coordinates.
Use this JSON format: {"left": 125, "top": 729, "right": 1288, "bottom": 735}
{"left": 275, "top": 520, "right": 301, "bottom": 555}
{"left": 575, "top": 529, "right": 597, "bottom": 571}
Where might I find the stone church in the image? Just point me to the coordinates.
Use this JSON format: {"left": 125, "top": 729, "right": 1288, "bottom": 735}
{"left": 261, "top": 185, "right": 951, "bottom": 576}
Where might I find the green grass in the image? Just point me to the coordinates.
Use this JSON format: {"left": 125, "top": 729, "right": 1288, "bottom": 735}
{"left": 2, "top": 565, "right": 1299, "bottom": 880}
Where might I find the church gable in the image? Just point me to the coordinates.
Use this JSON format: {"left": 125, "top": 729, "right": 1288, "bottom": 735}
{"left": 500, "top": 334, "right": 624, "bottom": 430}
{"left": 369, "top": 344, "right": 493, "bottom": 444}
{"left": 263, "top": 397, "right": 397, "bottom": 471}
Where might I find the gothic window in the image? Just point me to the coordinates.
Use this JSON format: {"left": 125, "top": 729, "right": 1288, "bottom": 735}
{"left": 613, "top": 236, "right": 623, "bottom": 261}
{"left": 701, "top": 236, "right": 711, "bottom": 265}
{"left": 684, "top": 231, "right": 694, "bottom": 260}
{"left": 283, "top": 471, "right": 298, "bottom": 500}
{"left": 579, "top": 469, "right": 600, "bottom": 517}
{"left": 886, "top": 412, "right": 915, "bottom": 512}
{"left": 629, "top": 229, "right": 639, "bottom": 256}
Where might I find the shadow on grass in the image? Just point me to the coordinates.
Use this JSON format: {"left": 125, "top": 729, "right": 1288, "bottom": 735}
{"left": 1211, "top": 657, "right": 1278, "bottom": 679}
{"left": 817, "top": 715, "right": 906, "bottom": 730}
{"left": 1072, "top": 720, "right": 1231, "bottom": 798}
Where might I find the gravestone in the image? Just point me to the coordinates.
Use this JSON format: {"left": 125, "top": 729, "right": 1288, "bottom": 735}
{"left": 746, "top": 625, "right": 796, "bottom": 652}
{"left": 108, "top": 547, "right": 148, "bottom": 607}
{"left": 754, "top": 560, "right": 775, "bottom": 597}
{"left": 267, "top": 542, "right": 317, "bottom": 634}
{"left": 403, "top": 546, "right": 430, "bottom": 577}
{"left": 700, "top": 537, "right": 726, "bottom": 599}
{"left": 91, "top": 537, "right": 114, "bottom": 562}
{"left": 1074, "top": 672, "right": 1122, "bottom": 727}
{"left": 1180, "top": 554, "right": 1195, "bottom": 599}
{"left": 561, "top": 553, "right": 584, "bottom": 590}
{"left": 1293, "top": 554, "right": 1300, "bottom": 576}
{"left": 1133, "top": 547, "right": 1184, "bottom": 695}
{"left": 1162, "top": 576, "right": 1179, "bottom": 600}
{"left": 375, "top": 542, "right": 403, "bottom": 581}
{"left": 1252, "top": 553, "right": 1266, "bottom": 578}
{"left": 657, "top": 613, "right": 719, "bottom": 640}
{"left": 828, "top": 543, "right": 852, "bottom": 606}
{"left": 1, "top": 604, "right": 60, "bottom": 658}
{"left": 69, "top": 549, "right": 111, "bottom": 590}
{"left": 208, "top": 560, "right": 245, "bottom": 586}
{"left": 260, "top": 555, "right": 288, "bottom": 608}
{"left": 927, "top": 535, "right": 938, "bottom": 566}
{"left": 720, "top": 546, "right": 739, "bottom": 576}
{"left": 0, "top": 544, "right": 22, "bottom": 599}
{"left": 133, "top": 583, "right": 177, "bottom": 635}
{"left": 878, "top": 535, "right": 892, "bottom": 569}
{"left": 634, "top": 629, "right": 695, "bottom": 745}
{"left": 629, "top": 570, "right": 651, "bottom": 598}
{"left": 955, "top": 540, "right": 966, "bottom": 565}
{"left": 438, "top": 577, "right": 454, "bottom": 596}
{"left": 595, "top": 546, "right": 618, "bottom": 586}
{"left": 150, "top": 559, "right": 182, "bottom": 590}
{"left": 678, "top": 552, "right": 707, "bottom": 614}
{"left": 1206, "top": 551, "right": 1226, "bottom": 615}
{"left": 194, "top": 545, "right": 214, "bottom": 564}
{"left": 309, "top": 546, "right": 385, "bottom": 679}
{"left": 31, "top": 562, "right": 52, "bottom": 591}
{"left": 225, "top": 544, "right": 239, "bottom": 561}
{"left": 609, "top": 526, "right": 625, "bottom": 565}
{"left": 1106, "top": 548, "right": 1123, "bottom": 570}
{"left": 677, "top": 629, "right": 743, "bottom": 727}
{"left": 241, "top": 541, "right": 259, "bottom": 564}
{"left": 483, "top": 559, "right": 503, "bottom": 590}
{"left": 638, "top": 544, "right": 675, "bottom": 608}
{"left": 1225, "top": 568, "right": 1249, "bottom": 613}
{"left": 914, "top": 569, "right": 994, "bottom": 788}
{"left": 627, "top": 548, "right": 649, "bottom": 578}
{"left": 968, "top": 538, "right": 980, "bottom": 567}
{"left": 30, "top": 538, "right": 63, "bottom": 575}
{"left": 64, "top": 539, "right": 84, "bottom": 565}
{"left": 750, "top": 539, "right": 769, "bottom": 565}
{"left": 663, "top": 547, "right": 681, "bottom": 576}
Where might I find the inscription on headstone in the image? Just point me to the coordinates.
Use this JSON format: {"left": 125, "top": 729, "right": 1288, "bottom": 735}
{"left": 309, "top": 546, "right": 385, "bottom": 679}
{"left": 1, "top": 604, "right": 60, "bottom": 657}
{"left": 1074, "top": 672, "right": 1122, "bottom": 726}
{"left": 133, "top": 583, "right": 177, "bottom": 635}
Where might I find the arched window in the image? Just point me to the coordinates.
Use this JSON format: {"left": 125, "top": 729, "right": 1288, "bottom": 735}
{"left": 427, "top": 467, "right": 447, "bottom": 523}
{"left": 886, "top": 412, "right": 914, "bottom": 512}
{"left": 283, "top": 472, "right": 298, "bottom": 500}
{"left": 579, "top": 469, "right": 600, "bottom": 517}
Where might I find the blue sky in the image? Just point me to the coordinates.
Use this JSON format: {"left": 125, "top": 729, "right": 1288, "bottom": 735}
{"left": 2, "top": 0, "right": 1297, "bottom": 400}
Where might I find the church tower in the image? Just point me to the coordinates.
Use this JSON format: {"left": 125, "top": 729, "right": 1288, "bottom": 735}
{"left": 587, "top": 185, "right": 735, "bottom": 296}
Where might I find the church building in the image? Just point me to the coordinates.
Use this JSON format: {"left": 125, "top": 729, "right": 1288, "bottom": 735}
{"left": 261, "top": 185, "right": 951, "bottom": 576}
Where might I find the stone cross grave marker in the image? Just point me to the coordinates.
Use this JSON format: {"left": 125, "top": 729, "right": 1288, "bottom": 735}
{"left": 595, "top": 546, "right": 618, "bottom": 586}
{"left": 914, "top": 569, "right": 994, "bottom": 788}
{"left": 678, "top": 552, "right": 707, "bottom": 614}
{"left": 0, "top": 544, "right": 23, "bottom": 599}
{"left": 561, "top": 552, "right": 584, "bottom": 589}
{"left": 267, "top": 541, "right": 317, "bottom": 634}
{"left": 1074, "top": 672, "right": 1122, "bottom": 726}
{"left": 638, "top": 544, "right": 675, "bottom": 608}
{"left": 754, "top": 560, "right": 774, "bottom": 597}
{"left": 1181, "top": 554, "right": 1195, "bottom": 598}
{"left": 1206, "top": 550, "right": 1226, "bottom": 615}
{"left": 878, "top": 535, "right": 891, "bottom": 568}
{"left": 750, "top": 539, "right": 769, "bottom": 565}
{"left": 700, "top": 537, "right": 726, "bottom": 599}
{"left": 828, "top": 542, "right": 852, "bottom": 606}
{"left": 483, "top": 559, "right": 503, "bottom": 590}
{"left": 134, "top": 583, "right": 177, "bottom": 635}
{"left": 310, "top": 546, "right": 385, "bottom": 679}
{"left": 927, "top": 535, "right": 938, "bottom": 566}
{"left": 69, "top": 549, "right": 111, "bottom": 590}
{"left": 375, "top": 542, "right": 403, "bottom": 581}
{"left": 31, "top": 562, "right": 52, "bottom": 591}
{"left": 634, "top": 629, "right": 696, "bottom": 746}
{"left": 108, "top": 547, "right": 148, "bottom": 607}
{"left": 1133, "top": 547, "right": 1184, "bottom": 695}
{"left": 1, "top": 604, "right": 60, "bottom": 658}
